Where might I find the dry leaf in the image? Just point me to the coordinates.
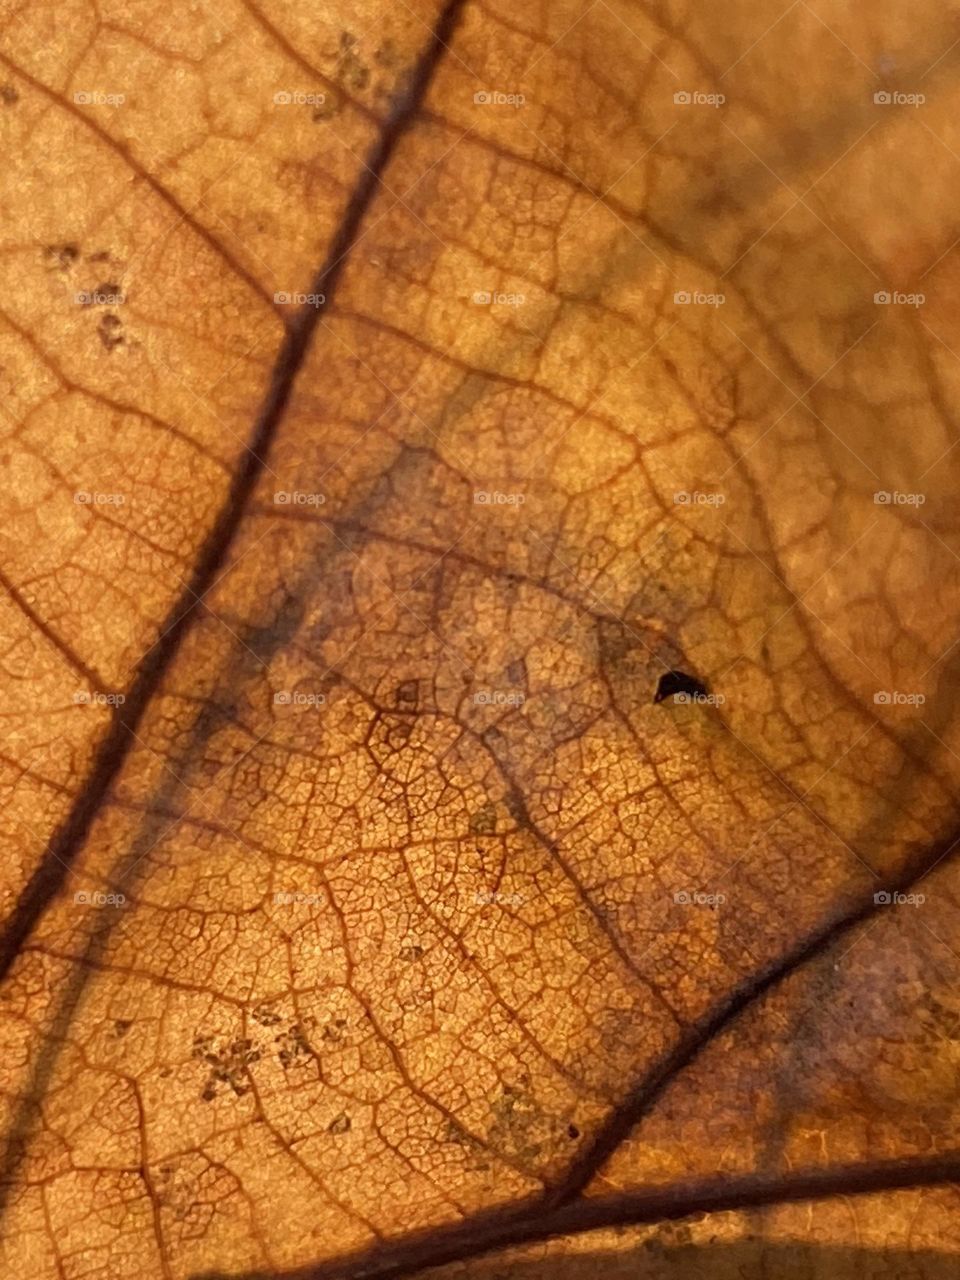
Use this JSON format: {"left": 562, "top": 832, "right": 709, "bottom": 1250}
{"left": 1, "top": 0, "right": 959, "bottom": 1277}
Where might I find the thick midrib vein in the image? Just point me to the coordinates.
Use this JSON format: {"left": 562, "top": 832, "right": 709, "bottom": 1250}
{"left": 197, "top": 1151, "right": 960, "bottom": 1280}
{"left": 0, "top": 0, "right": 468, "bottom": 983}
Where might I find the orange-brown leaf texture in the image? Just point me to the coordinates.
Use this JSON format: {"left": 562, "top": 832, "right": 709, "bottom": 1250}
{"left": 1, "top": 0, "right": 959, "bottom": 1277}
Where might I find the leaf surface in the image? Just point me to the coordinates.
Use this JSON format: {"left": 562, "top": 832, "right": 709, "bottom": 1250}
{"left": 1, "top": 0, "right": 960, "bottom": 1277}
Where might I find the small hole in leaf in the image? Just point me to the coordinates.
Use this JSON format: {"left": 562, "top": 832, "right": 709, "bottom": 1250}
{"left": 654, "top": 670, "right": 708, "bottom": 704}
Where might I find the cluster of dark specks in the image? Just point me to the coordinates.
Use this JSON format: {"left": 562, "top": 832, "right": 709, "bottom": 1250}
{"left": 251, "top": 1004, "right": 282, "bottom": 1027}
{"left": 321, "top": 1017, "right": 348, "bottom": 1044}
{"left": 339, "top": 32, "right": 370, "bottom": 93}
{"left": 192, "top": 1033, "right": 261, "bottom": 1101}
{"left": 42, "top": 242, "right": 127, "bottom": 351}
{"left": 276, "top": 1019, "right": 314, "bottom": 1069}
{"left": 312, "top": 30, "right": 407, "bottom": 122}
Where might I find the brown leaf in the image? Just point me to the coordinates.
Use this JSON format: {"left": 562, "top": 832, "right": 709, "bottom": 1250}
{"left": 1, "top": 0, "right": 959, "bottom": 1277}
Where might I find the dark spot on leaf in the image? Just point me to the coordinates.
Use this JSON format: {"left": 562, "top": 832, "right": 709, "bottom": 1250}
{"left": 596, "top": 618, "right": 648, "bottom": 676}
{"left": 506, "top": 657, "right": 527, "bottom": 686}
{"left": 654, "top": 669, "right": 709, "bottom": 703}
{"left": 113, "top": 1019, "right": 133, "bottom": 1037}
{"left": 321, "top": 1018, "right": 348, "bottom": 1044}
{"left": 395, "top": 678, "right": 419, "bottom": 708}
{"left": 1, "top": 84, "right": 18, "bottom": 105}
{"left": 375, "top": 39, "right": 399, "bottom": 67}
{"left": 399, "top": 944, "right": 424, "bottom": 961}
{"left": 44, "top": 243, "right": 79, "bottom": 271}
{"left": 468, "top": 803, "right": 497, "bottom": 835}
{"left": 328, "top": 1112, "right": 352, "bottom": 1135}
{"left": 382, "top": 717, "right": 413, "bottom": 750}
{"left": 98, "top": 313, "right": 124, "bottom": 350}
{"left": 567, "top": 1123, "right": 580, "bottom": 1139}
{"left": 94, "top": 281, "right": 124, "bottom": 304}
